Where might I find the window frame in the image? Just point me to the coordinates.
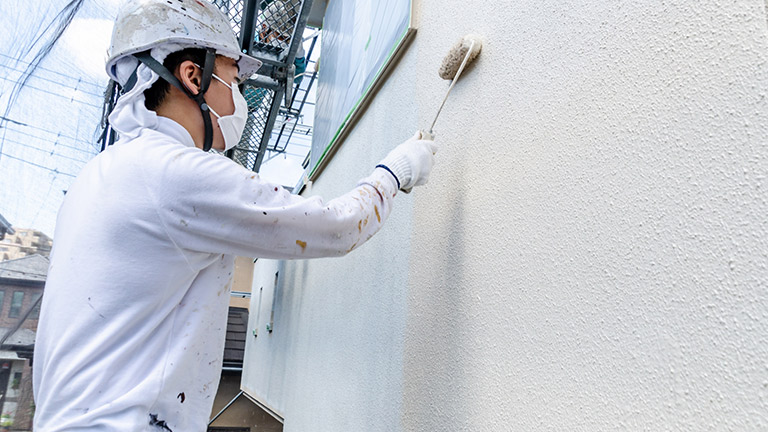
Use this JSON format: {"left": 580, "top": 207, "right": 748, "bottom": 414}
{"left": 9, "top": 291, "right": 24, "bottom": 319}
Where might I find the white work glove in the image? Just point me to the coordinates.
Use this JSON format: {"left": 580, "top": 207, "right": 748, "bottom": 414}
{"left": 377, "top": 131, "right": 438, "bottom": 193}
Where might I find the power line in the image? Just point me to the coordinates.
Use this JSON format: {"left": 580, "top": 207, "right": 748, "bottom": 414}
{"left": 2, "top": 123, "right": 99, "bottom": 154}
{"left": 0, "top": 53, "right": 106, "bottom": 90}
{"left": 88, "top": 0, "right": 114, "bottom": 18}
{"left": 2, "top": 136, "right": 92, "bottom": 164}
{"left": 0, "top": 75, "right": 102, "bottom": 109}
{"left": 0, "top": 117, "right": 24, "bottom": 127}
{"left": 0, "top": 152, "right": 77, "bottom": 178}
{"left": 1, "top": 115, "right": 98, "bottom": 145}
{"left": 2, "top": 0, "right": 87, "bottom": 133}
{"left": 30, "top": 170, "right": 58, "bottom": 228}
{"left": 0, "top": 63, "right": 104, "bottom": 98}
{"left": 0, "top": 62, "right": 104, "bottom": 96}
{"left": 0, "top": 0, "right": 88, "bottom": 231}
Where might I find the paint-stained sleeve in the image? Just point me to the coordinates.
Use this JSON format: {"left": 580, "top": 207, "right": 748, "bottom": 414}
{"left": 149, "top": 149, "right": 400, "bottom": 259}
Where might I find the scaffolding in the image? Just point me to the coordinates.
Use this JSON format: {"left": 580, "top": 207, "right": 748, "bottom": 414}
{"left": 209, "top": 0, "right": 316, "bottom": 172}
{"left": 101, "top": 0, "right": 317, "bottom": 174}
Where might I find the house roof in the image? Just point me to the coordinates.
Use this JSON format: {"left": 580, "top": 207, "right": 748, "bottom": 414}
{"left": 0, "top": 327, "right": 36, "bottom": 347}
{"left": 0, "top": 254, "right": 49, "bottom": 282}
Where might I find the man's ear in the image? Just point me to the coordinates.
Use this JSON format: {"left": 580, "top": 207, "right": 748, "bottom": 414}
{"left": 177, "top": 60, "right": 202, "bottom": 95}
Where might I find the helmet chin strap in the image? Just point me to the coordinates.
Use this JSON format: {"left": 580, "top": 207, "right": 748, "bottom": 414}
{"left": 134, "top": 48, "right": 217, "bottom": 151}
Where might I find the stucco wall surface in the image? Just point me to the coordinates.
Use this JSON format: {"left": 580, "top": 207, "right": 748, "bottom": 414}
{"left": 404, "top": 0, "right": 768, "bottom": 430}
{"left": 242, "top": 55, "right": 420, "bottom": 430}
{"left": 243, "top": 0, "right": 768, "bottom": 430}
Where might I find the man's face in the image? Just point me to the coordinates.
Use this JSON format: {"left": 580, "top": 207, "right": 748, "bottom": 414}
{"left": 205, "top": 56, "right": 240, "bottom": 151}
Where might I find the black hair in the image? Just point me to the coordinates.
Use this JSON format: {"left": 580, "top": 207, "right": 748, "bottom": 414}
{"left": 144, "top": 48, "right": 216, "bottom": 111}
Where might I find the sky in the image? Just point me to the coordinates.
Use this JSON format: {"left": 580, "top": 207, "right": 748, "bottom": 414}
{"left": 0, "top": 0, "right": 314, "bottom": 238}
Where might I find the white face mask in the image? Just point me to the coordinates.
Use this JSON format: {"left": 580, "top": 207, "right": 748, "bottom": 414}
{"left": 206, "top": 73, "right": 248, "bottom": 152}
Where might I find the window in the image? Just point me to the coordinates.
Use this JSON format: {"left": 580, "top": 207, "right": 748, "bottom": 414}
{"left": 9, "top": 291, "right": 24, "bottom": 318}
{"left": 0, "top": 291, "right": 5, "bottom": 313}
{"left": 11, "top": 372, "right": 21, "bottom": 390}
{"left": 30, "top": 293, "right": 42, "bottom": 319}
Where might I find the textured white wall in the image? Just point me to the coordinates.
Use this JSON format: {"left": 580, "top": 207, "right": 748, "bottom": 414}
{"left": 241, "top": 258, "right": 284, "bottom": 415}
{"left": 243, "top": 0, "right": 768, "bottom": 430}
{"left": 405, "top": 0, "right": 768, "bottom": 429}
{"left": 241, "top": 58, "right": 420, "bottom": 430}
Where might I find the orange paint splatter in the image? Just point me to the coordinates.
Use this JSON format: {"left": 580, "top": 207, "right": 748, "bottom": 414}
{"left": 296, "top": 240, "right": 307, "bottom": 252}
{"left": 374, "top": 206, "right": 380, "bottom": 223}
{"left": 346, "top": 242, "right": 357, "bottom": 253}
{"left": 358, "top": 220, "right": 362, "bottom": 233}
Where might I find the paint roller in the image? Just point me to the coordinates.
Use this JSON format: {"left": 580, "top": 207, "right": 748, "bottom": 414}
{"left": 420, "top": 34, "right": 483, "bottom": 140}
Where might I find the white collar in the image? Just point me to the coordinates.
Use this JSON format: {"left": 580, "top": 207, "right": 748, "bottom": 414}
{"left": 155, "top": 116, "right": 196, "bottom": 148}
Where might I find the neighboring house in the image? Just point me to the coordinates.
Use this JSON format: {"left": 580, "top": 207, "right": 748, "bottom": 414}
{"left": 239, "top": 0, "right": 768, "bottom": 431}
{"left": 0, "top": 215, "right": 12, "bottom": 243}
{"left": 208, "top": 257, "right": 282, "bottom": 432}
{"left": 0, "top": 229, "right": 52, "bottom": 262}
{"left": 0, "top": 255, "right": 47, "bottom": 431}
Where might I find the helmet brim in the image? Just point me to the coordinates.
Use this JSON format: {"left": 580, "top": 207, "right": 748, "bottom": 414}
{"left": 237, "top": 53, "right": 263, "bottom": 82}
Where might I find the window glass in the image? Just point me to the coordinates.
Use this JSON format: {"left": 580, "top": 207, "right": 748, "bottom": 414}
{"left": 9, "top": 291, "right": 24, "bottom": 318}
{"left": 30, "top": 293, "right": 42, "bottom": 319}
{"left": 11, "top": 372, "right": 21, "bottom": 390}
{"left": 0, "top": 291, "right": 5, "bottom": 313}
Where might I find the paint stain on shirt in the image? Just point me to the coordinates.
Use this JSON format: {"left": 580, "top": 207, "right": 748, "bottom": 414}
{"left": 149, "top": 413, "right": 173, "bottom": 431}
{"left": 296, "top": 240, "right": 307, "bottom": 252}
{"left": 177, "top": 392, "right": 185, "bottom": 403}
{"left": 375, "top": 206, "right": 381, "bottom": 223}
{"left": 86, "top": 297, "right": 105, "bottom": 319}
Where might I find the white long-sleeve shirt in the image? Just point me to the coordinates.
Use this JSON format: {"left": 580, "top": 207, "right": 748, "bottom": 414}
{"left": 33, "top": 116, "right": 398, "bottom": 431}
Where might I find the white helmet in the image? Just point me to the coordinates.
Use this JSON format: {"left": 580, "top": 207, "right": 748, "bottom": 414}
{"left": 106, "top": 0, "right": 262, "bottom": 83}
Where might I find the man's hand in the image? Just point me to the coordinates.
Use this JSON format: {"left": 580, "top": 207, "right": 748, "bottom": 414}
{"left": 378, "top": 131, "right": 438, "bottom": 193}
